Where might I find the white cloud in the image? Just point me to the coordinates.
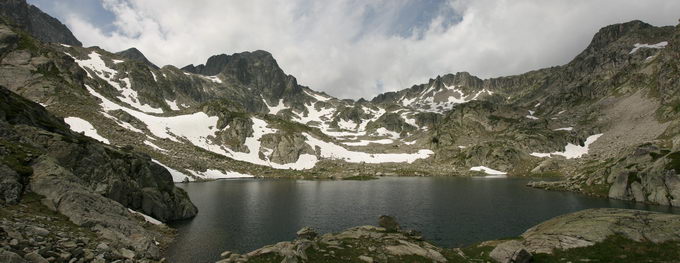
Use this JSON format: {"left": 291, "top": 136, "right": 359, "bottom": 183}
{"left": 63, "top": 0, "right": 680, "bottom": 99}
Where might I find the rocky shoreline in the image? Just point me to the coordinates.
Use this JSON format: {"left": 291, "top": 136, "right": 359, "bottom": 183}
{"left": 215, "top": 209, "right": 680, "bottom": 263}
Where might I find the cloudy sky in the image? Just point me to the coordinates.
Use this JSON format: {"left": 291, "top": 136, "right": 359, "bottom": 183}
{"left": 29, "top": 0, "right": 680, "bottom": 99}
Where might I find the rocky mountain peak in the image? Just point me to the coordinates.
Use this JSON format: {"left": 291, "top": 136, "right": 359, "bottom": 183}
{"left": 116, "top": 47, "right": 158, "bottom": 69}
{"left": 587, "top": 20, "right": 655, "bottom": 51}
{"left": 0, "top": 0, "right": 81, "bottom": 46}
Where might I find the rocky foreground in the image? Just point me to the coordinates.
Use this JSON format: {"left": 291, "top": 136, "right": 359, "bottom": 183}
{"left": 216, "top": 209, "right": 680, "bottom": 263}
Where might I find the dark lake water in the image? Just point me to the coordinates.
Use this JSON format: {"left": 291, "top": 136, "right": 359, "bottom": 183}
{"left": 165, "top": 176, "right": 680, "bottom": 263}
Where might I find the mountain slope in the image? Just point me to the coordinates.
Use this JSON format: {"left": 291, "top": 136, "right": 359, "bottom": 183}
{"left": 2, "top": 0, "right": 680, "bottom": 208}
{"left": 0, "top": 0, "right": 81, "bottom": 46}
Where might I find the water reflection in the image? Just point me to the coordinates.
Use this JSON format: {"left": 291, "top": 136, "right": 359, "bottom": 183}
{"left": 166, "top": 177, "right": 680, "bottom": 263}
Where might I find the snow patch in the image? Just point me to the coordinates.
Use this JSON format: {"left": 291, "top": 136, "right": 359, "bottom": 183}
{"left": 342, "top": 139, "right": 393, "bottom": 146}
{"left": 630, "top": 41, "right": 668, "bottom": 54}
{"left": 470, "top": 166, "right": 507, "bottom": 175}
{"left": 264, "top": 98, "right": 287, "bottom": 115}
{"left": 64, "top": 117, "right": 110, "bottom": 144}
{"left": 374, "top": 127, "right": 400, "bottom": 139}
{"left": 128, "top": 209, "right": 163, "bottom": 225}
{"left": 554, "top": 127, "right": 573, "bottom": 131}
{"left": 73, "top": 51, "right": 163, "bottom": 114}
{"left": 303, "top": 133, "right": 433, "bottom": 164}
{"left": 144, "top": 140, "right": 168, "bottom": 152}
{"left": 530, "top": 134, "right": 603, "bottom": 159}
{"left": 303, "top": 90, "right": 330, "bottom": 102}
{"left": 152, "top": 159, "right": 193, "bottom": 182}
{"left": 188, "top": 169, "right": 254, "bottom": 180}
{"left": 165, "top": 100, "right": 181, "bottom": 111}
{"left": 202, "top": 75, "right": 222, "bottom": 83}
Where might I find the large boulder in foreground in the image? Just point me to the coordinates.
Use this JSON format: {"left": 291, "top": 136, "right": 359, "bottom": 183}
{"left": 30, "top": 156, "right": 168, "bottom": 259}
{"left": 490, "top": 208, "right": 680, "bottom": 262}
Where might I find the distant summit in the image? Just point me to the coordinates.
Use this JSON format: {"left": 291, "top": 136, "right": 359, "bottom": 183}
{"left": 116, "top": 47, "right": 159, "bottom": 69}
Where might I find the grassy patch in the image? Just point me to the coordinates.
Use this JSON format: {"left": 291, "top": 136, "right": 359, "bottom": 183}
{"left": 0, "top": 138, "right": 40, "bottom": 177}
{"left": 581, "top": 183, "right": 611, "bottom": 197}
{"left": 530, "top": 171, "right": 563, "bottom": 178}
{"left": 458, "top": 244, "right": 495, "bottom": 262}
{"left": 650, "top": 149, "right": 670, "bottom": 161}
{"left": 16, "top": 30, "right": 40, "bottom": 52}
{"left": 533, "top": 234, "right": 680, "bottom": 263}
{"left": 665, "top": 152, "right": 680, "bottom": 172}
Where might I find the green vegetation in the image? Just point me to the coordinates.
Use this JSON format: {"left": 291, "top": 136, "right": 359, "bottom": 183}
{"left": 2, "top": 193, "right": 99, "bottom": 241}
{"left": 666, "top": 151, "right": 680, "bottom": 173}
{"left": 0, "top": 138, "right": 40, "bottom": 177}
{"left": 16, "top": 30, "right": 40, "bottom": 52}
{"left": 627, "top": 171, "right": 642, "bottom": 184}
{"left": 533, "top": 234, "right": 680, "bottom": 263}
{"left": 581, "top": 183, "right": 611, "bottom": 197}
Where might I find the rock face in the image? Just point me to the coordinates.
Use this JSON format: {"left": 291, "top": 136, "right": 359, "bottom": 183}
{"left": 0, "top": 0, "right": 82, "bottom": 46}
{"left": 0, "top": 85, "right": 197, "bottom": 259}
{"left": 29, "top": 156, "right": 166, "bottom": 258}
{"left": 490, "top": 208, "right": 680, "bottom": 262}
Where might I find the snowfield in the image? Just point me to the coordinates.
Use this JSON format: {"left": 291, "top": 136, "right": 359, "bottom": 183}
{"left": 629, "top": 41, "right": 668, "bottom": 54}
{"left": 87, "top": 85, "right": 433, "bottom": 171}
{"left": 63, "top": 117, "right": 110, "bottom": 144}
{"left": 152, "top": 159, "right": 193, "bottom": 182}
{"left": 470, "top": 166, "right": 507, "bottom": 175}
{"left": 127, "top": 209, "right": 163, "bottom": 225}
{"left": 71, "top": 51, "right": 164, "bottom": 114}
{"left": 188, "top": 169, "right": 254, "bottom": 180}
{"left": 530, "top": 134, "right": 603, "bottom": 159}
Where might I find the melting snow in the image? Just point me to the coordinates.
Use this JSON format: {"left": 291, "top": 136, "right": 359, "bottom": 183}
{"left": 152, "top": 159, "right": 193, "bottom": 182}
{"left": 144, "top": 140, "right": 168, "bottom": 152}
{"left": 303, "top": 90, "right": 330, "bottom": 102}
{"left": 400, "top": 111, "right": 419, "bottom": 128}
{"left": 530, "top": 133, "right": 603, "bottom": 159}
{"left": 72, "top": 51, "right": 163, "bottom": 114}
{"left": 303, "top": 133, "right": 433, "bottom": 164}
{"left": 88, "top": 85, "right": 432, "bottom": 170}
{"left": 127, "top": 208, "right": 163, "bottom": 225}
{"left": 342, "top": 139, "right": 393, "bottom": 146}
{"left": 202, "top": 75, "right": 222, "bottom": 83}
{"left": 337, "top": 119, "right": 358, "bottom": 130}
{"left": 187, "top": 169, "right": 254, "bottom": 180}
{"left": 470, "top": 166, "right": 507, "bottom": 175}
{"left": 165, "top": 100, "right": 181, "bottom": 111}
{"left": 264, "top": 98, "right": 287, "bottom": 115}
{"left": 374, "top": 127, "right": 400, "bottom": 139}
{"left": 112, "top": 59, "right": 124, "bottom": 64}
{"left": 629, "top": 41, "right": 668, "bottom": 54}
{"left": 150, "top": 71, "right": 158, "bottom": 82}
{"left": 526, "top": 110, "right": 539, "bottom": 120}
{"left": 100, "top": 112, "right": 144, "bottom": 133}
{"left": 64, "top": 117, "right": 110, "bottom": 144}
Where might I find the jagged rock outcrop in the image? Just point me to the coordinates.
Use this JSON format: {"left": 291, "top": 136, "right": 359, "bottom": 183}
{"left": 0, "top": 85, "right": 197, "bottom": 259}
{"left": 29, "top": 156, "right": 167, "bottom": 259}
{"left": 0, "top": 0, "right": 81, "bottom": 46}
{"left": 0, "top": 85, "right": 197, "bottom": 221}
